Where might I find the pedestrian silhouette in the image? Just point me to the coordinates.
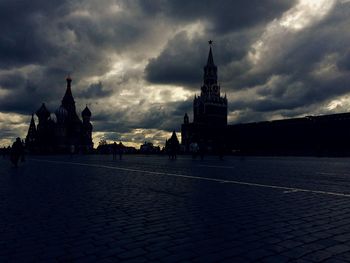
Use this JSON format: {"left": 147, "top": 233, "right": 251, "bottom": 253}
{"left": 2, "top": 147, "right": 6, "bottom": 159}
{"left": 190, "top": 142, "right": 199, "bottom": 159}
{"left": 70, "top": 145, "right": 75, "bottom": 157}
{"left": 198, "top": 140, "right": 206, "bottom": 160}
{"left": 10, "top": 137, "right": 24, "bottom": 167}
{"left": 118, "top": 142, "right": 123, "bottom": 160}
{"left": 112, "top": 142, "right": 117, "bottom": 161}
{"left": 218, "top": 140, "right": 225, "bottom": 160}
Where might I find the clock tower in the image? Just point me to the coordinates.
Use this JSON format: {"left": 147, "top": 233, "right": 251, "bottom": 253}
{"left": 181, "top": 41, "right": 228, "bottom": 152}
{"left": 193, "top": 41, "right": 227, "bottom": 126}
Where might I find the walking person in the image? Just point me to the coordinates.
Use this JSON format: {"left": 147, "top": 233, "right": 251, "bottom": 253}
{"left": 2, "top": 147, "right": 6, "bottom": 159}
{"left": 218, "top": 139, "right": 225, "bottom": 160}
{"left": 10, "top": 137, "right": 24, "bottom": 168}
{"left": 21, "top": 139, "right": 26, "bottom": 162}
{"left": 118, "top": 142, "right": 123, "bottom": 160}
{"left": 70, "top": 145, "right": 75, "bottom": 157}
{"left": 198, "top": 140, "right": 206, "bottom": 160}
{"left": 112, "top": 142, "right": 117, "bottom": 161}
{"left": 190, "top": 142, "right": 199, "bottom": 159}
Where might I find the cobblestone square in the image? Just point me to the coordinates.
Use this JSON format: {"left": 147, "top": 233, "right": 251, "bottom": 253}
{"left": 2, "top": 155, "right": 350, "bottom": 262}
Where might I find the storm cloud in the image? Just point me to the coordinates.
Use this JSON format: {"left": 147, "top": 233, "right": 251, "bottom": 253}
{"left": 1, "top": 0, "right": 350, "bottom": 147}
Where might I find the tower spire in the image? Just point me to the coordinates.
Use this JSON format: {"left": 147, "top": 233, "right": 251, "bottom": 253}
{"left": 29, "top": 113, "right": 36, "bottom": 130}
{"left": 62, "top": 75, "right": 76, "bottom": 115}
{"left": 207, "top": 40, "right": 214, "bottom": 66}
{"left": 203, "top": 40, "right": 217, "bottom": 86}
{"left": 25, "top": 113, "right": 37, "bottom": 146}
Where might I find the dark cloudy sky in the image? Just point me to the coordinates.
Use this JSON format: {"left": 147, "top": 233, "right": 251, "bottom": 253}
{"left": 1, "top": 0, "right": 350, "bottom": 147}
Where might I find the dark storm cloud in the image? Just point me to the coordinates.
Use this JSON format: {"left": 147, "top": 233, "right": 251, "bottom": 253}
{"left": 0, "top": 72, "right": 26, "bottom": 90}
{"left": 145, "top": 30, "right": 252, "bottom": 88}
{"left": 136, "top": 0, "right": 294, "bottom": 33}
{"left": 337, "top": 50, "right": 350, "bottom": 71}
{"left": 78, "top": 82, "right": 113, "bottom": 98}
{"left": 0, "top": 0, "right": 69, "bottom": 68}
{"left": 0, "top": 66, "right": 70, "bottom": 114}
{"left": 93, "top": 99, "right": 192, "bottom": 136}
{"left": 145, "top": 32, "right": 203, "bottom": 87}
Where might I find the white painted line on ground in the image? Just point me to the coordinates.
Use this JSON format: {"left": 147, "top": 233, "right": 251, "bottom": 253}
{"left": 318, "top": 172, "right": 338, "bottom": 176}
{"left": 198, "top": 164, "right": 236, "bottom": 169}
{"left": 317, "top": 172, "right": 350, "bottom": 177}
{"left": 283, "top": 189, "right": 300, "bottom": 194}
{"left": 31, "top": 159, "right": 350, "bottom": 198}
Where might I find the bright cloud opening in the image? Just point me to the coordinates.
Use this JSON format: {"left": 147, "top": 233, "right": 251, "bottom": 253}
{"left": 248, "top": 0, "right": 336, "bottom": 67}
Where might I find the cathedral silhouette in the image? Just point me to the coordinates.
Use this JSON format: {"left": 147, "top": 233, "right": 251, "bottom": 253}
{"left": 25, "top": 76, "right": 93, "bottom": 153}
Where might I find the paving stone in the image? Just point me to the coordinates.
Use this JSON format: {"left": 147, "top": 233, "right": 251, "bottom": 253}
{"left": 325, "top": 244, "right": 350, "bottom": 255}
{"left": 117, "top": 248, "right": 147, "bottom": 260}
{"left": 301, "top": 250, "right": 333, "bottom": 262}
{"left": 323, "top": 258, "right": 348, "bottom": 263}
{"left": 280, "top": 246, "right": 310, "bottom": 259}
{"left": 259, "top": 254, "right": 291, "bottom": 263}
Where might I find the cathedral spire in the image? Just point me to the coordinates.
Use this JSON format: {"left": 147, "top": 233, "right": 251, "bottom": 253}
{"left": 25, "top": 113, "right": 37, "bottom": 146}
{"left": 62, "top": 75, "right": 76, "bottom": 115}
{"left": 29, "top": 114, "right": 36, "bottom": 131}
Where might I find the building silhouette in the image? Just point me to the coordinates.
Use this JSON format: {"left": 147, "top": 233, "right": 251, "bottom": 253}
{"left": 181, "top": 41, "right": 227, "bottom": 153}
{"left": 25, "top": 76, "right": 93, "bottom": 153}
{"left": 165, "top": 131, "right": 180, "bottom": 158}
{"left": 181, "top": 42, "right": 350, "bottom": 156}
{"left": 226, "top": 113, "right": 350, "bottom": 156}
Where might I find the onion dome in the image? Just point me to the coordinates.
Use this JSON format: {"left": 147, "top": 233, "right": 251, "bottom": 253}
{"left": 82, "top": 105, "right": 91, "bottom": 117}
{"left": 66, "top": 74, "right": 72, "bottom": 83}
{"left": 50, "top": 113, "right": 57, "bottom": 123}
{"left": 36, "top": 103, "right": 50, "bottom": 120}
{"left": 55, "top": 105, "right": 68, "bottom": 123}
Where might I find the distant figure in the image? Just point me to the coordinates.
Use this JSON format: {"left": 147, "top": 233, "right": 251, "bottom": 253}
{"left": 118, "top": 142, "right": 123, "bottom": 160}
{"left": 6, "top": 146, "right": 11, "bottom": 158}
{"left": 198, "top": 140, "right": 206, "bottom": 160}
{"left": 10, "top": 137, "right": 24, "bottom": 167}
{"left": 2, "top": 147, "right": 6, "bottom": 159}
{"left": 218, "top": 141, "right": 225, "bottom": 160}
{"left": 70, "top": 145, "right": 75, "bottom": 157}
{"left": 190, "top": 142, "right": 199, "bottom": 159}
{"left": 112, "top": 142, "right": 117, "bottom": 161}
{"left": 21, "top": 139, "right": 26, "bottom": 162}
{"left": 169, "top": 146, "right": 177, "bottom": 160}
